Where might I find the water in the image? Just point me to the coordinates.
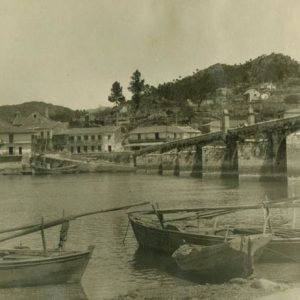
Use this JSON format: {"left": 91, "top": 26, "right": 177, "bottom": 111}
{"left": 0, "top": 173, "right": 299, "bottom": 299}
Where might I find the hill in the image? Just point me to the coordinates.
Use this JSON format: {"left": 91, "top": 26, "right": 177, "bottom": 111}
{"left": 151, "top": 53, "right": 300, "bottom": 104}
{"left": 128, "top": 53, "right": 300, "bottom": 125}
{"left": 0, "top": 101, "right": 75, "bottom": 124}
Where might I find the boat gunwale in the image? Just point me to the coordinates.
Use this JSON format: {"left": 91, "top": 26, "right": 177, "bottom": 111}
{"left": 128, "top": 213, "right": 226, "bottom": 241}
{"left": 0, "top": 246, "right": 93, "bottom": 267}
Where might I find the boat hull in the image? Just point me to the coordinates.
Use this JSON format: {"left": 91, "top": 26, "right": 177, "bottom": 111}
{"left": 129, "top": 214, "right": 224, "bottom": 253}
{"left": 129, "top": 214, "right": 298, "bottom": 262}
{"left": 172, "top": 235, "right": 271, "bottom": 279}
{"left": 0, "top": 246, "right": 94, "bottom": 287}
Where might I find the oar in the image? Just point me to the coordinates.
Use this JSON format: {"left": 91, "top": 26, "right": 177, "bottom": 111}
{"left": 152, "top": 198, "right": 300, "bottom": 215}
{"left": 0, "top": 201, "right": 150, "bottom": 239}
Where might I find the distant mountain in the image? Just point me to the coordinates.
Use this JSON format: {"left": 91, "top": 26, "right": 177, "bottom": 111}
{"left": 0, "top": 101, "right": 75, "bottom": 124}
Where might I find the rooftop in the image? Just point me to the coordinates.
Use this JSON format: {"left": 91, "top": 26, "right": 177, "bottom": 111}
{"left": 54, "top": 126, "right": 120, "bottom": 135}
{"left": 129, "top": 125, "right": 201, "bottom": 134}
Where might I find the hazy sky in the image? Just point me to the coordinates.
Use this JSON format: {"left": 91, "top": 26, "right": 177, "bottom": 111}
{"left": 0, "top": 0, "right": 300, "bottom": 109}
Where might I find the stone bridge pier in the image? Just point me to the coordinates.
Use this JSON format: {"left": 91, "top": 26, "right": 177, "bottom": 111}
{"left": 237, "top": 132, "right": 288, "bottom": 180}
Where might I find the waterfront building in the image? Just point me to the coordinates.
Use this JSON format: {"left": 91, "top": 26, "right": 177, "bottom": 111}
{"left": 0, "top": 126, "right": 34, "bottom": 157}
{"left": 12, "top": 111, "right": 68, "bottom": 152}
{"left": 125, "top": 125, "right": 201, "bottom": 151}
{"left": 53, "top": 126, "right": 123, "bottom": 154}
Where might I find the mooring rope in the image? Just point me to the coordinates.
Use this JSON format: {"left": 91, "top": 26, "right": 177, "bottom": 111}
{"left": 122, "top": 219, "right": 131, "bottom": 245}
{"left": 264, "top": 246, "right": 300, "bottom": 263}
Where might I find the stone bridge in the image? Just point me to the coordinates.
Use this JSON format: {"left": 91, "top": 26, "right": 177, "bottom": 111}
{"left": 134, "top": 114, "right": 300, "bottom": 179}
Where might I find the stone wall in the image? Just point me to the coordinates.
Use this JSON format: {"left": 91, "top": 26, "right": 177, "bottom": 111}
{"left": 237, "top": 140, "right": 270, "bottom": 178}
{"left": 136, "top": 147, "right": 203, "bottom": 177}
{"left": 202, "top": 145, "right": 226, "bottom": 177}
{"left": 287, "top": 135, "right": 300, "bottom": 177}
{"left": 135, "top": 137, "right": 299, "bottom": 179}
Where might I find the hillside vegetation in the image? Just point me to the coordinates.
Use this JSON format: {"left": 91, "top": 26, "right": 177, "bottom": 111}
{"left": 152, "top": 53, "right": 300, "bottom": 104}
{"left": 0, "top": 101, "right": 76, "bottom": 124}
{"left": 124, "top": 53, "right": 300, "bottom": 126}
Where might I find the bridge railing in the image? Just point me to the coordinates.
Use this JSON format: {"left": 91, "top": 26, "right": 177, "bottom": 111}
{"left": 134, "top": 114, "right": 300, "bottom": 156}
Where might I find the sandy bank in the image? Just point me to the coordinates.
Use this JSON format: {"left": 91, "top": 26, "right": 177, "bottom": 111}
{"left": 108, "top": 279, "right": 298, "bottom": 300}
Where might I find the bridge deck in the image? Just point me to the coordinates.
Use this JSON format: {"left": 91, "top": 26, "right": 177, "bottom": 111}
{"left": 134, "top": 114, "right": 300, "bottom": 156}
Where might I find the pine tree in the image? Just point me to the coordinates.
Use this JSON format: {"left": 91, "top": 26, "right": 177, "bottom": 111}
{"left": 128, "top": 70, "right": 145, "bottom": 112}
{"left": 108, "top": 81, "right": 125, "bottom": 106}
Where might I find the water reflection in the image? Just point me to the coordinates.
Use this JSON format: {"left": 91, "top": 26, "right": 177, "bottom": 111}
{"left": 0, "top": 284, "right": 88, "bottom": 300}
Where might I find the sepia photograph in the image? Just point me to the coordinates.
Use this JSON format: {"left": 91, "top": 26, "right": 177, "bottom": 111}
{"left": 0, "top": 0, "right": 299, "bottom": 299}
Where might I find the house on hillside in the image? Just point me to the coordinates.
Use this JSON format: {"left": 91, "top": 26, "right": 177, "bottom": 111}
{"left": 124, "top": 125, "right": 201, "bottom": 151}
{"left": 244, "top": 88, "right": 261, "bottom": 102}
{"left": 260, "top": 92, "right": 271, "bottom": 100}
{"left": 52, "top": 126, "right": 123, "bottom": 154}
{"left": 260, "top": 82, "right": 276, "bottom": 91}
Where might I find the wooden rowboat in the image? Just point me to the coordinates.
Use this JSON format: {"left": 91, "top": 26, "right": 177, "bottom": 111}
{"left": 128, "top": 213, "right": 225, "bottom": 254}
{"left": 32, "top": 164, "right": 78, "bottom": 175}
{"left": 0, "top": 201, "right": 149, "bottom": 288}
{"left": 172, "top": 234, "right": 271, "bottom": 279}
{"left": 129, "top": 197, "right": 300, "bottom": 263}
{"left": 0, "top": 246, "right": 94, "bottom": 287}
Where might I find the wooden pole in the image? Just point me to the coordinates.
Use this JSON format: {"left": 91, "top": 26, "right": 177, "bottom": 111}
{"left": 151, "top": 197, "right": 300, "bottom": 215}
{"left": 292, "top": 193, "right": 297, "bottom": 229}
{"left": 152, "top": 204, "right": 164, "bottom": 229}
{"left": 0, "top": 201, "right": 151, "bottom": 243}
{"left": 292, "top": 208, "right": 297, "bottom": 229}
{"left": 40, "top": 217, "right": 48, "bottom": 257}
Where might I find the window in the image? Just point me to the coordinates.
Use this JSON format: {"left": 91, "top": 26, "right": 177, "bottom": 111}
{"left": 70, "top": 146, "right": 74, "bottom": 153}
{"left": 107, "top": 135, "right": 111, "bottom": 140}
{"left": 9, "top": 134, "right": 14, "bottom": 143}
{"left": 47, "top": 131, "right": 50, "bottom": 139}
{"left": 137, "top": 134, "right": 141, "bottom": 140}
{"left": 77, "top": 136, "right": 82, "bottom": 141}
{"left": 41, "top": 131, "right": 44, "bottom": 139}
{"left": 98, "top": 135, "right": 102, "bottom": 140}
{"left": 84, "top": 146, "right": 88, "bottom": 152}
{"left": 19, "top": 147, "right": 22, "bottom": 155}
{"left": 98, "top": 145, "right": 102, "bottom": 152}
{"left": 91, "top": 146, "right": 95, "bottom": 152}
{"left": 91, "top": 135, "right": 95, "bottom": 141}
{"left": 77, "top": 146, "right": 81, "bottom": 153}
{"left": 174, "top": 133, "right": 177, "bottom": 139}
{"left": 8, "top": 147, "right": 13, "bottom": 155}
{"left": 69, "top": 136, "right": 75, "bottom": 142}
{"left": 84, "top": 135, "right": 88, "bottom": 141}
{"left": 155, "top": 132, "right": 159, "bottom": 140}
{"left": 108, "top": 145, "right": 112, "bottom": 152}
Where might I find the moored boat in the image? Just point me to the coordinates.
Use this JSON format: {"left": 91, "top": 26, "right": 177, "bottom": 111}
{"left": 129, "top": 213, "right": 225, "bottom": 254}
{"left": 172, "top": 234, "right": 271, "bottom": 279}
{"left": 129, "top": 197, "right": 300, "bottom": 262}
{"left": 32, "top": 164, "right": 78, "bottom": 175}
{"left": 0, "top": 246, "right": 94, "bottom": 287}
{"left": 0, "top": 201, "right": 148, "bottom": 288}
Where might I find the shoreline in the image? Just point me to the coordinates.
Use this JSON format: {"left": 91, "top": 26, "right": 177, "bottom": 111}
{"left": 109, "top": 279, "right": 298, "bottom": 300}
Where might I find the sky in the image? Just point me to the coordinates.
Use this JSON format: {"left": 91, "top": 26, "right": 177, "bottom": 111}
{"left": 0, "top": 0, "right": 300, "bottom": 109}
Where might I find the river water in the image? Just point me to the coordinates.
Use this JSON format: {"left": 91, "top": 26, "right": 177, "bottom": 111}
{"left": 0, "top": 173, "right": 299, "bottom": 299}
